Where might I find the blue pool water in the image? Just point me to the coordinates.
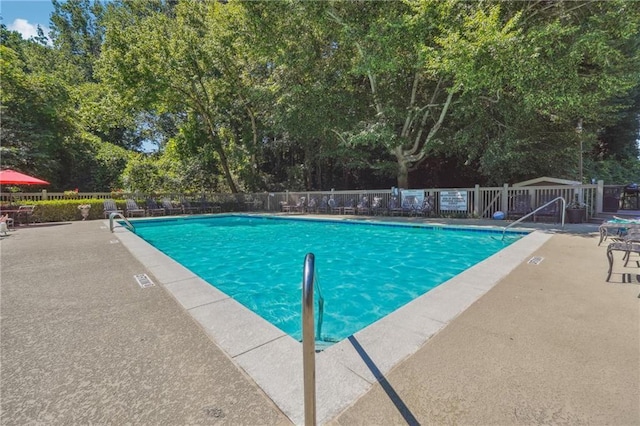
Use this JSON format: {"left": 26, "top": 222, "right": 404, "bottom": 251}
{"left": 132, "top": 216, "right": 525, "bottom": 343}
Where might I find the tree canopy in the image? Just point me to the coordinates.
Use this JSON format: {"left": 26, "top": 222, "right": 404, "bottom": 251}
{"left": 2, "top": 0, "right": 639, "bottom": 192}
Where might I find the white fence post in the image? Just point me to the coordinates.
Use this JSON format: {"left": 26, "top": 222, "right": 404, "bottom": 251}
{"left": 501, "top": 184, "right": 509, "bottom": 213}
{"left": 41, "top": 190, "right": 48, "bottom": 201}
{"left": 596, "top": 180, "right": 604, "bottom": 214}
{"left": 473, "top": 185, "right": 480, "bottom": 217}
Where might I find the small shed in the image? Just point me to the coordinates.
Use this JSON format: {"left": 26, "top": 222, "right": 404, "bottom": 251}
{"left": 508, "top": 176, "right": 583, "bottom": 222}
{"left": 512, "top": 177, "right": 580, "bottom": 187}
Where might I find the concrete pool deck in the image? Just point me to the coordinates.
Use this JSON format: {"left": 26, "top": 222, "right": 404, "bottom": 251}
{"left": 1, "top": 216, "right": 638, "bottom": 425}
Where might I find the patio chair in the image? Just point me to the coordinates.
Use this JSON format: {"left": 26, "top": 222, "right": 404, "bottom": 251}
{"left": 416, "top": 195, "right": 435, "bottom": 217}
{"left": 371, "top": 197, "right": 383, "bottom": 215}
{"left": 328, "top": 197, "right": 341, "bottom": 214}
{"left": 103, "top": 199, "right": 123, "bottom": 218}
{"left": 125, "top": 199, "right": 146, "bottom": 217}
{"left": 612, "top": 230, "right": 640, "bottom": 244}
{"left": 533, "top": 194, "right": 562, "bottom": 223}
{"left": 15, "top": 205, "right": 36, "bottom": 225}
{"left": 317, "top": 196, "right": 329, "bottom": 214}
{"left": 145, "top": 199, "right": 166, "bottom": 216}
{"left": 508, "top": 194, "right": 532, "bottom": 220}
{"left": 199, "top": 197, "right": 221, "bottom": 213}
{"left": 402, "top": 196, "right": 419, "bottom": 216}
{"left": 280, "top": 198, "right": 304, "bottom": 213}
{"left": 280, "top": 201, "right": 292, "bottom": 213}
{"left": 356, "top": 196, "right": 370, "bottom": 215}
{"left": 179, "top": 197, "right": 200, "bottom": 214}
{"left": 162, "top": 198, "right": 183, "bottom": 215}
{"left": 343, "top": 198, "right": 356, "bottom": 215}
{"left": 388, "top": 197, "right": 403, "bottom": 216}
{"left": 293, "top": 197, "right": 306, "bottom": 213}
{"left": 598, "top": 218, "right": 640, "bottom": 245}
{"left": 307, "top": 197, "right": 318, "bottom": 213}
{"left": 606, "top": 241, "right": 640, "bottom": 282}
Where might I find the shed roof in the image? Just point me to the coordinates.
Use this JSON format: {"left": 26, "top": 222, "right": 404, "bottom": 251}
{"left": 513, "top": 176, "right": 581, "bottom": 187}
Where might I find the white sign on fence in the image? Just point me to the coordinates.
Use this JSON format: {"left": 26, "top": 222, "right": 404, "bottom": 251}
{"left": 401, "top": 189, "right": 424, "bottom": 208}
{"left": 440, "top": 191, "right": 468, "bottom": 211}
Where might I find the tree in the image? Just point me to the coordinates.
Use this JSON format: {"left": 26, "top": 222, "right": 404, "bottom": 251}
{"left": 319, "top": 1, "right": 522, "bottom": 188}
{"left": 449, "top": 0, "right": 640, "bottom": 184}
{"left": 50, "top": 0, "right": 105, "bottom": 82}
{"left": 100, "top": 0, "right": 275, "bottom": 192}
{"left": 0, "top": 36, "right": 73, "bottom": 186}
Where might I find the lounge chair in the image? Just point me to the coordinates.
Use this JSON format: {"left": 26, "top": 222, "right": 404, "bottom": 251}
{"left": 328, "top": 197, "right": 341, "bottom": 214}
{"left": 162, "top": 198, "right": 183, "bottom": 215}
{"left": 317, "top": 196, "right": 329, "bottom": 214}
{"left": 145, "top": 199, "right": 166, "bottom": 216}
{"left": 356, "top": 196, "right": 370, "bottom": 215}
{"left": 388, "top": 197, "right": 403, "bottom": 216}
{"left": 343, "top": 199, "right": 356, "bottom": 215}
{"left": 199, "top": 197, "right": 221, "bottom": 213}
{"left": 281, "top": 198, "right": 304, "bottom": 213}
{"left": 401, "top": 196, "right": 418, "bottom": 216}
{"left": 307, "top": 197, "right": 318, "bottom": 213}
{"left": 371, "top": 197, "right": 383, "bottom": 215}
{"left": 179, "top": 198, "right": 200, "bottom": 214}
{"left": 125, "top": 199, "right": 146, "bottom": 217}
{"left": 293, "top": 197, "right": 306, "bottom": 213}
{"left": 416, "top": 195, "right": 435, "bottom": 217}
{"left": 244, "top": 196, "right": 262, "bottom": 211}
{"left": 103, "top": 199, "right": 123, "bottom": 218}
{"left": 280, "top": 201, "right": 292, "bottom": 213}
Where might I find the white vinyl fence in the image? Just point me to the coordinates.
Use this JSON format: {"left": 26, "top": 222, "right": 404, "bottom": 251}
{"left": 0, "top": 181, "right": 614, "bottom": 222}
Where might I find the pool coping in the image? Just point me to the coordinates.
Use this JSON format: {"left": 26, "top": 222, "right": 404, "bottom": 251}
{"left": 110, "top": 214, "right": 552, "bottom": 425}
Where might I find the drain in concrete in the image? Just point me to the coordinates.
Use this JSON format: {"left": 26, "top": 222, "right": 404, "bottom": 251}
{"left": 134, "top": 274, "right": 155, "bottom": 288}
{"left": 527, "top": 256, "right": 544, "bottom": 265}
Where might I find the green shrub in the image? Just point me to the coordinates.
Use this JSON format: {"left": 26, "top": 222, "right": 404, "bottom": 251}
{"left": 28, "top": 199, "right": 124, "bottom": 223}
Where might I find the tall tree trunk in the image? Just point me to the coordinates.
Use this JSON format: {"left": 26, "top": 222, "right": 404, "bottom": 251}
{"left": 199, "top": 110, "right": 239, "bottom": 193}
{"left": 395, "top": 147, "right": 410, "bottom": 188}
{"left": 212, "top": 135, "right": 239, "bottom": 193}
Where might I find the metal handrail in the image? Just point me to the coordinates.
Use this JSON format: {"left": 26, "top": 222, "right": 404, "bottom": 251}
{"left": 109, "top": 212, "right": 135, "bottom": 233}
{"left": 502, "top": 196, "right": 566, "bottom": 240}
{"left": 302, "top": 253, "right": 317, "bottom": 426}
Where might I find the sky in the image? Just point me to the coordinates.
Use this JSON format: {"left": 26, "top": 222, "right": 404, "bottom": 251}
{"left": 1, "top": 0, "right": 56, "bottom": 40}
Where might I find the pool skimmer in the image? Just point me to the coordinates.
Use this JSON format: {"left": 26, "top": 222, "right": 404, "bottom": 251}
{"left": 527, "top": 256, "right": 544, "bottom": 265}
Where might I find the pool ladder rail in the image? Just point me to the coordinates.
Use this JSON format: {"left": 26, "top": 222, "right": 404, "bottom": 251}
{"left": 109, "top": 212, "right": 136, "bottom": 233}
{"left": 302, "top": 252, "right": 318, "bottom": 426}
{"left": 501, "top": 196, "right": 566, "bottom": 240}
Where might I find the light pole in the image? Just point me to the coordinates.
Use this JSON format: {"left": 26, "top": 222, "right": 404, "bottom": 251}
{"left": 576, "top": 118, "right": 583, "bottom": 183}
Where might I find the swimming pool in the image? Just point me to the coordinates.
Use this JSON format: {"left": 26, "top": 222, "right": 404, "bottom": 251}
{"left": 131, "top": 215, "right": 526, "bottom": 344}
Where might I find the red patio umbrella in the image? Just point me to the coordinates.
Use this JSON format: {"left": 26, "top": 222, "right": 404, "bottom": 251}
{"left": 0, "top": 169, "right": 49, "bottom": 185}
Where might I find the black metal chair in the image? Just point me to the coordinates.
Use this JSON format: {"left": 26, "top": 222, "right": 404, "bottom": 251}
{"left": 533, "top": 194, "right": 562, "bottom": 223}
{"left": 507, "top": 194, "right": 533, "bottom": 220}
{"left": 606, "top": 241, "right": 640, "bottom": 282}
